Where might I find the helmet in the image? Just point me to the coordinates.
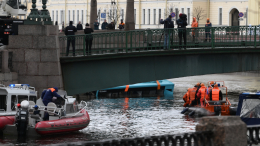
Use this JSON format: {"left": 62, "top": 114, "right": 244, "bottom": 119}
{"left": 34, "top": 105, "right": 39, "bottom": 109}
{"left": 210, "top": 81, "right": 214, "bottom": 85}
{"left": 201, "top": 83, "right": 205, "bottom": 86}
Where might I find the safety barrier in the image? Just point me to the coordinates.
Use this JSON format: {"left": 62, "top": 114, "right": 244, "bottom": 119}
{"left": 52, "top": 131, "right": 213, "bottom": 146}
{"left": 59, "top": 25, "right": 260, "bottom": 57}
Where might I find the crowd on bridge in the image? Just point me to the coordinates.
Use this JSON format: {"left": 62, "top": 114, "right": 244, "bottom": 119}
{"left": 183, "top": 81, "right": 223, "bottom": 107}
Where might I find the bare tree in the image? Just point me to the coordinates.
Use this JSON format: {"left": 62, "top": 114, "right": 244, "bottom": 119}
{"left": 105, "top": 4, "right": 123, "bottom": 26}
{"left": 193, "top": 6, "right": 207, "bottom": 24}
{"left": 157, "top": 3, "right": 178, "bottom": 28}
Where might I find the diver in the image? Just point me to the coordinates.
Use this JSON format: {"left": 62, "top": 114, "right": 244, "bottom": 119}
{"left": 209, "top": 84, "right": 223, "bottom": 101}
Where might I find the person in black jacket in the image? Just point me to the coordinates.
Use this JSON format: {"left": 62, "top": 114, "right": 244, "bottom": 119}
{"left": 77, "top": 21, "right": 83, "bottom": 30}
{"left": 160, "top": 15, "right": 174, "bottom": 49}
{"left": 65, "top": 21, "right": 77, "bottom": 56}
{"left": 84, "top": 23, "right": 94, "bottom": 55}
{"left": 177, "top": 13, "right": 188, "bottom": 49}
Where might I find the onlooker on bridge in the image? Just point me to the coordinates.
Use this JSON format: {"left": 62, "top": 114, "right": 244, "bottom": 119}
{"left": 107, "top": 21, "right": 115, "bottom": 30}
{"left": 119, "top": 19, "right": 125, "bottom": 30}
{"left": 205, "top": 18, "right": 212, "bottom": 42}
{"left": 77, "top": 21, "right": 83, "bottom": 30}
{"left": 84, "top": 23, "right": 94, "bottom": 55}
{"left": 101, "top": 19, "right": 108, "bottom": 30}
{"left": 94, "top": 20, "right": 99, "bottom": 30}
{"left": 65, "top": 21, "right": 77, "bottom": 56}
{"left": 191, "top": 17, "right": 198, "bottom": 42}
{"left": 177, "top": 13, "right": 188, "bottom": 49}
{"left": 160, "top": 15, "right": 174, "bottom": 49}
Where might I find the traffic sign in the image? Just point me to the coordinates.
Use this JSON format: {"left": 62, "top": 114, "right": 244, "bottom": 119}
{"left": 171, "top": 12, "right": 176, "bottom": 18}
{"left": 239, "top": 18, "right": 244, "bottom": 21}
{"left": 239, "top": 12, "right": 244, "bottom": 18}
{"left": 101, "top": 13, "right": 106, "bottom": 18}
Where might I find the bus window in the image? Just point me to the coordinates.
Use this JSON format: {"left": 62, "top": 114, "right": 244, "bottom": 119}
{"left": 18, "top": 95, "right": 28, "bottom": 103}
{"left": 11, "top": 95, "right": 17, "bottom": 111}
{"left": 0, "top": 95, "right": 6, "bottom": 112}
{"left": 29, "top": 96, "right": 36, "bottom": 103}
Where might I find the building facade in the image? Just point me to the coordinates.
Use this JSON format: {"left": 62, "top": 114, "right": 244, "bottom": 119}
{"left": 31, "top": 0, "right": 257, "bottom": 29}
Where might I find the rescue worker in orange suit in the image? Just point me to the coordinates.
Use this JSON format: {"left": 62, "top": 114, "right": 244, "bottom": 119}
{"left": 196, "top": 83, "right": 208, "bottom": 107}
{"left": 183, "top": 88, "right": 190, "bottom": 107}
{"left": 189, "top": 83, "right": 200, "bottom": 106}
{"left": 195, "top": 82, "right": 201, "bottom": 105}
{"left": 191, "top": 17, "right": 198, "bottom": 42}
{"left": 209, "top": 84, "right": 223, "bottom": 101}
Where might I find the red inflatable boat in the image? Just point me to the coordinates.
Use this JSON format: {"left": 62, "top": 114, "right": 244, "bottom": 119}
{"left": 0, "top": 116, "right": 15, "bottom": 130}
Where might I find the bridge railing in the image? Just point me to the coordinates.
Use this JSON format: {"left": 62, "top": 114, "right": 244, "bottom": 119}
{"left": 59, "top": 26, "right": 260, "bottom": 57}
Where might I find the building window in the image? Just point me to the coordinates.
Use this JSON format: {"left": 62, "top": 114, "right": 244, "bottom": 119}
{"left": 159, "top": 9, "right": 161, "bottom": 23}
{"left": 143, "top": 9, "right": 145, "bottom": 24}
{"left": 134, "top": 9, "right": 136, "bottom": 24}
{"left": 153, "top": 9, "right": 156, "bottom": 24}
{"left": 219, "top": 8, "right": 222, "bottom": 25}
{"left": 60, "top": 10, "right": 63, "bottom": 24}
{"left": 182, "top": 8, "right": 184, "bottom": 13}
{"left": 175, "top": 8, "right": 179, "bottom": 20}
{"left": 187, "top": 8, "right": 190, "bottom": 25}
{"left": 148, "top": 9, "right": 150, "bottom": 25}
{"left": 69, "top": 10, "right": 70, "bottom": 22}
{"left": 77, "top": 10, "right": 79, "bottom": 23}
{"left": 82, "top": 10, "right": 84, "bottom": 24}
{"left": 170, "top": 8, "right": 173, "bottom": 13}
{"left": 52, "top": 10, "right": 54, "bottom": 21}
{"left": 56, "top": 10, "right": 58, "bottom": 23}
{"left": 121, "top": 9, "right": 124, "bottom": 21}
{"left": 73, "top": 10, "right": 75, "bottom": 23}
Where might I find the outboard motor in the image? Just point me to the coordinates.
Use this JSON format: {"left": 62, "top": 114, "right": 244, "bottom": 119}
{"left": 214, "top": 101, "right": 222, "bottom": 116}
{"left": 15, "top": 101, "right": 29, "bottom": 135}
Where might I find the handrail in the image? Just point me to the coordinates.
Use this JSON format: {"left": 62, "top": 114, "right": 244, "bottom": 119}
{"left": 59, "top": 25, "right": 260, "bottom": 57}
{"left": 73, "top": 101, "right": 87, "bottom": 116}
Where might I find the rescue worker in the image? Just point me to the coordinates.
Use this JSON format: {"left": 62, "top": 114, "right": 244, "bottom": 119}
{"left": 42, "top": 87, "right": 62, "bottom": 106}
{"left": 119, "top": 19, "right": 125, "bottom": 30}
{"left": 209, "top": 84, "right": 223, "bottom": 101}
{"left": 197, "top": 83, "right": 207, "bottom": 107}
{"left": 188, "top": 83, "right": 200, "bottom": 106}
{"left": 191, "top": 17, "right": 198, "bottom": 42}
{"left": 65, "top": 21, "right": 77, "bottom": 56}
{"left": 205, "top": 18, "right": 212, "bottom": 42}
{"left": 183, "top": 88, "right": 190, "bottom": 107}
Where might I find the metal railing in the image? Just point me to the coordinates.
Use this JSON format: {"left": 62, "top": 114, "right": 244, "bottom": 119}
{"left": 59, "top": 26, "right": 260, "bottom": 57}
{"left": 247, "top": 125, "right": 260, "bottom": 145}
{"left": 52, "top": 131, "right": 212, "bottom": 146}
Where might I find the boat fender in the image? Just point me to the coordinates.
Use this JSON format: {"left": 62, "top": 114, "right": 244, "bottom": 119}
{"left": 214, "top": 101, "right": 222, "bottom": 115}
{"left": 189, "top": 111, "right": 195, "bottom": 117}
{"left": 229, "top": 107, "right": 237, "bottom": 115}
{"left": 181, "top": 108, "right": 189, "bottom": 114}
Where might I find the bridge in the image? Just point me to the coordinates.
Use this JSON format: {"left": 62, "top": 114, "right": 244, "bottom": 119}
{"left": 59, "top": 26, "right": 260, "bottom": 95}
{"left": 3, "top": 25, "right": 260, "bottom": 95}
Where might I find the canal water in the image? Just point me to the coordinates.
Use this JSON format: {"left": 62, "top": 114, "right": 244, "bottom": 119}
{"left": 1, "top": 72, "right": 260, "bottom": 145}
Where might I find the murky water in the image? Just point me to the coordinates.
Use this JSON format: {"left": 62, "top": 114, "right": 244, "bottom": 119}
{"left": 1, "top": 72, "right": 260, "bottom": 146}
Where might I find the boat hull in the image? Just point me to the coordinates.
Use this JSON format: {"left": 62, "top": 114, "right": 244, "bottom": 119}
{"left": 0, "top": 116, "right": 15, "bottom": 130}
{"left": 35, "top": 109, "right": 90, "bottom": 135}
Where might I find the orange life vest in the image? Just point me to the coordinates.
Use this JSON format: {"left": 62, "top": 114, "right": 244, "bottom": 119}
{"left": 48, "top": 88, "right": 55, "bottom": 92}
{"left": 189, "top": 87, "right": 197, "bottom": 104}
{"left": 212, "top": 88, "right": 220, "bottom": 101}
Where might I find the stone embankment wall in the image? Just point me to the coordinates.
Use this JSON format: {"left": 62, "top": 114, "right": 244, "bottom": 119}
{"left": 7, "top": 25, "right": 63, "bottom": 96}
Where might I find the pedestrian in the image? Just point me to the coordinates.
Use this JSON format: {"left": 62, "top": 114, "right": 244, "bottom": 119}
{"left": 94, "top": 20, "right": 99, "bottom": 30}
{"left": 119, "top": 19, "right": 125, "bottom": 30}
{"left": 191, "top": 17, "right": 198, "bottom": 42}
{"left": 160, "top": 15, "right": 174, "bottom": 49}
{"left": 107, "top": 21, "right": 115, "bottom": 30}
{"left": 65, "top": 21, "right": 77, "bottom": 56}
{"left": 209, "top": 84, "right": 223, "bottom": 101}
{"left": 55, "top": 21, "right": 58, "bottom": 25}
{"left": 77, "top": 21, "right": 83, "bottom": 30}
{"left": 205, "top": 18, "right": 212, "bottom": 42}
{"left": 84, "top": 23, "right": 94, "bottom": 55}
{"left": 101, "top": 19, "right": 108, "bottom": 30}
{"left": 177, "top": 13, "right": 188, "bottom": 49}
